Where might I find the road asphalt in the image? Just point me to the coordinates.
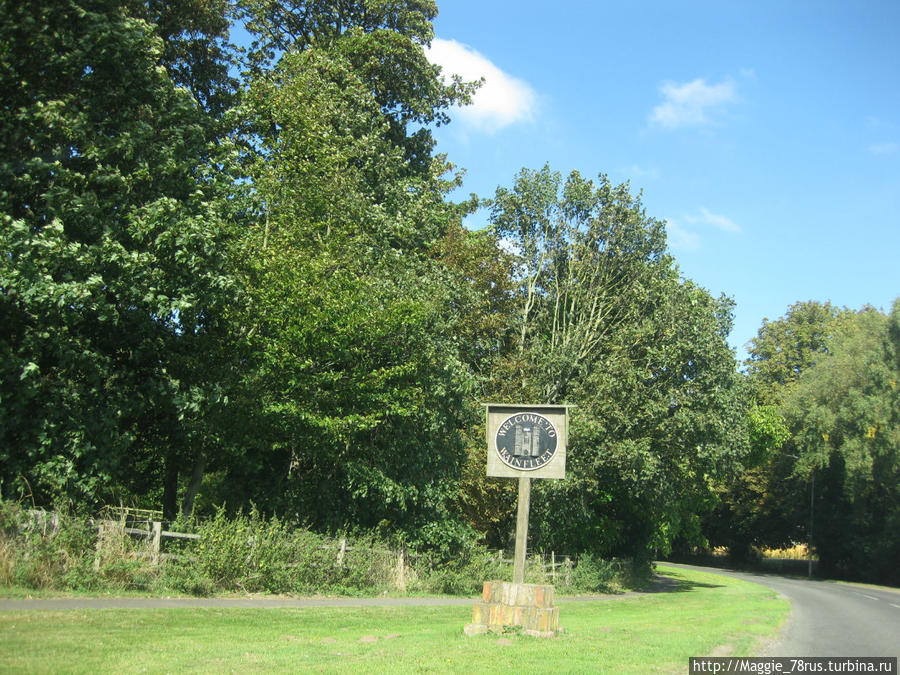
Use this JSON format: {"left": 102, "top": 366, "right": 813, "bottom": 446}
{"left": 662, "top": 562, "right": 900, "bottom": 658}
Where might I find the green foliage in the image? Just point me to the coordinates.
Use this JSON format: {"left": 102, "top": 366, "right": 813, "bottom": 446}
{"left": 704, "top": 301, "right": 849, "bottom": 559}
{"left": 744, "top": 300, "right": 850, "bottom": 400}
{"left": 184, "top": 507, "right": 396, "bottom": 594}
{"left": 417, "top": 535, "right": 517, "bottom": 594}
{"left": 236, "top": 0, "right": 476, "bottom": 172}
{"left": 0, "top": 503, "right": 100, "bottom": 590}
{"left": 0, "top": 0, "right": 238, "bottom": 510}
{"left": 780, "top": 302, "right": 900, "bottom": 583}
{"left": 477, "top": 165, "right": 748, "bottom": 559}
{"left": 707, "top": 299, "right": 900, "bottom": 584}
{"left": 746, "top": 404, "right": 790, "bottom": 467}
{"left": 215, "top": 17, "right": 482, "bottom": 546}
{"left": 1, "top": 0, "right": 781, "bottom": 572}
{"left": 1, "top": 502, "right": 654, "bottom": 598}
{"left": 565, "top": 555, "right": 651, "bottom": 594}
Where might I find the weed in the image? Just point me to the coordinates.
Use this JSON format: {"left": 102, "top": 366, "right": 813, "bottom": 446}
{"left": 0, "top": 500, "right": 652, "bottom": 598}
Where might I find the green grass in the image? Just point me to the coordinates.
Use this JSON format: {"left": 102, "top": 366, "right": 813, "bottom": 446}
{"left": 0, "top": 565, "right": 787, "bottom": 674}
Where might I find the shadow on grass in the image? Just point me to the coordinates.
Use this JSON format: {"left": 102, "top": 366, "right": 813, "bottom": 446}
{"left": 559, "top": 571, "right": 723, "bottom": 602}
{"left": 644, "top": 572, "right": 724, "bottom": 594}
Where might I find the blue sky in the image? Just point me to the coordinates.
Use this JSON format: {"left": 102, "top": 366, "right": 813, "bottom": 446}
{"left": 425, "top": 0, "right": 900, "bottom": 361}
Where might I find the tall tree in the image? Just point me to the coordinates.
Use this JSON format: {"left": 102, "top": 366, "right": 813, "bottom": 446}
{"left": 705, "top": 301, "right": 849, "bottom": 559}
{"left": 473, "top": 166, "right": 747, "bottom": 557}
{"left": 0, "top": 0, "right": 236, "bottom": 510}
{"left": 781, "top": 302, "right": 900, "bottom": 583}
{"left": 214, "top": 13, "right": 482, "bottom": 548}
{"left": 745, "top": 301, "right": 848, "bottom": 401}
{"left": 237, "top": 0, "right": 474, "bottom": 174}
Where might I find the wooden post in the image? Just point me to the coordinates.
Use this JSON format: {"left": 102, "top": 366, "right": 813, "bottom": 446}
{"left": 151, "top": 521, "right": 162, "bottom": 565}
{"left": 394, "top": 550, "right": 406, "bottom": 591}
{"left": 93, "top": 521, "right": 108, "bottom": 572}
{"left": 512, "top": 475, "right": 531, "bottom": 584}
{"left": 552, "top": 551, "right": 556, "bottom": 583}
{"left": 337, "top": 537, "right": 346, "bottom": 566}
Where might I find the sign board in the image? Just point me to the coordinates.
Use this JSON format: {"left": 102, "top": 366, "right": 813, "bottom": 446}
{"left": 485, "top": 404, "right": 569, "bottom": 479}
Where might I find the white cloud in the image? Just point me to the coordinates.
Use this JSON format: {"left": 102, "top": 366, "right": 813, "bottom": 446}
{"left": 622, "top": 164, "right": 661, "bottom": 182}
{"left": 665, "top": 219, "right": 701, "bottom": 251}
{"left": 425, "top": 38, "right": 537, "bottom": 133}
{"left": 868, "top": 142, "right": 898, "bottom": 155}
{"left": 666, "top": 208, "right": 741, "bottom": 251}
{"left": 690, "top": 207, "right": 742, "bottom": 233}
{"left": 650, "top": 78, "right": 739, "bottom": 129}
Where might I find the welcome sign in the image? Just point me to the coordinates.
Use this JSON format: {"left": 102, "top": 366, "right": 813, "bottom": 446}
{"left": 485, "top": 404, "right": 569, "bottom": 479}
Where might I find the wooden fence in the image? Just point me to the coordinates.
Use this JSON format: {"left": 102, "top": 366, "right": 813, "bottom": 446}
{"left": 93, "top": 518, "right": 200, "bottom": 569}
{"left": 493, "top": 549, "right": 574, "bottom": 585}
{"left": 97, "top": 517, "right": 367, "bottom": 570}
{"left": 21, "top": 509, "right": 578, "bottom": 587}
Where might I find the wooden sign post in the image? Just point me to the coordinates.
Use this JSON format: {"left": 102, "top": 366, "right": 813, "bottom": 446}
{"left": 513, "top": 474, "right": 531, "bottom": 583}
{"left": 465, "top": 404, "right": 572, "bottom": 637}
{"left": 485, "top": 403, "right": 571, "bottom": 581}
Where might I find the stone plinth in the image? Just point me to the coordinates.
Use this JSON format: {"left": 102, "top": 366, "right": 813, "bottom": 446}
{"left": 464, "top": 581, "right": 559, "bottom": 637}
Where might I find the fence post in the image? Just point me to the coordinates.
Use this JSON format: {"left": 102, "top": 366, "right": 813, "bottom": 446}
{"left": 394, "top": 550, "right": 406, "bottom": 592}
{"left": 151, "top": 521, "right": 162, "bottom": 565}
{"left": 93, "top": 520, "right": 113, "bottom": 571}
{"left": 552, "top": 551, "right": 556, "bottom": 583}
{"left": 93, "top": 522, "right": 103, "bottom": 572}
{"left": 337, "top": 538, "right": 346, "bottom": 566}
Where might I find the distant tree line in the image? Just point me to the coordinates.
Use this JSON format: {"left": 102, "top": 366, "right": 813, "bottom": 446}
{"left": 2, "top": 0, "right": 896, "bottom": 582}
{"left": 703, "top": 300, "right": 900, "bottom": 585}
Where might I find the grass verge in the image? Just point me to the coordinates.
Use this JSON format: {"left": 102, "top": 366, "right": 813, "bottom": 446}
{"left": 0, "top": 565, "right": 787, "bottom": 674}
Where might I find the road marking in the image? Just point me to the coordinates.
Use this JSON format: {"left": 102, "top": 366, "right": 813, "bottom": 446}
{"left": 890, "top": 603, "right": 900, "bottom": 609}
{"left": 861, "top": 594, "right": 879, "bottom": 601}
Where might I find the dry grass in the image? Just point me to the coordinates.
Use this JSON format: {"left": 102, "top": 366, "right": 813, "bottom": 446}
{"left": 756, "top": 545, "right": 812, "bottom": 560}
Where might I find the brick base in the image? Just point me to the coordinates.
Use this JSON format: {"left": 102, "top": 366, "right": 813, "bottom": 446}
{"left": 464, "top": 581, "right": 559, "bottom": 637}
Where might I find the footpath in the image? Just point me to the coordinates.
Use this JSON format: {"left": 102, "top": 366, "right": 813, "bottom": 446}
{"left": 0, "top": 574, "right": 679, "bottom": 611}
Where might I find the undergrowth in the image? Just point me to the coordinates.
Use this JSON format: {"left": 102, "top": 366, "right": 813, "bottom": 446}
{"left": 0, "top": 501, "right": 648, "bottom": 597}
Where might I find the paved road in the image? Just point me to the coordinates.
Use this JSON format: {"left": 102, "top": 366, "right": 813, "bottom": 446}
{"left": 663, "top": 562, "right": 900, "bottom": 657}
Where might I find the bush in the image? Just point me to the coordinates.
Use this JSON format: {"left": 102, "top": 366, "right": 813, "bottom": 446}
{"left": 0, "top": 501, "right": 651, "bottom": 597}
{"left": 158, "top": 564, "right": 215, "bottom": 597}
{"left": 181, "top": 507, "right": 399, "bottom": 595}
{"left": 0, "top": 501, "right": 157, "bottom": 592}
{"left": 565, "top": 554, "right": 628, "bottom": 593}
{"left": 415, "top": 544, "right": 506, "bottom": 595}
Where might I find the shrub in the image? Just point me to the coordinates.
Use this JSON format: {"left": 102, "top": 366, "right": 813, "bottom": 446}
{"left": 0, "top": 502, "right": 149, "bottom": 591}
{"left": 415, "top": 543, "right": 505, "bottom": 595}
{"left": 0, "top": 500, "right": 651, "bottom": 597}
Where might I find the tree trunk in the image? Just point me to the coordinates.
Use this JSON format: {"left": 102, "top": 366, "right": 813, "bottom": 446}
{"left": 180, "top": 452, "right": 206, "bottom": 518}
{"left": 162, "top": 453, "right": 179, "bottom": 521}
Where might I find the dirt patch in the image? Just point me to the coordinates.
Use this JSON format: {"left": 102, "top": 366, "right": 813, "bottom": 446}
{"left": 359, "top": 635, "right": 378, "bottom": 643}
